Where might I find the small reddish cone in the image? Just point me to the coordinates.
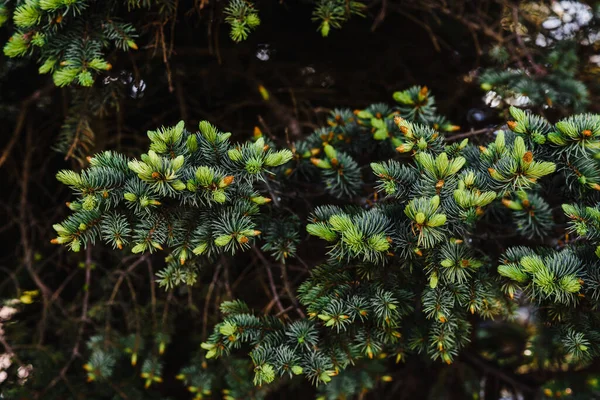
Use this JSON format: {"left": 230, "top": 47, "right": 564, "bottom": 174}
{"left": 151, "top": 172, "right": 160, "bottom": 179}
{"left": 507, "top": 121, "right": 518, "bottom": 130}
{"left": 222, "top": 176, "right": 234, "bottom": 186}
{"left": 523, "top": 151, "right": 533, "bottom": 163}
{"left": 582, "top": 129, "right": 592, "bottom": 137}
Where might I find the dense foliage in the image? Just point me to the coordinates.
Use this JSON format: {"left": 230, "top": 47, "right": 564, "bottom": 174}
{"left": 2, "top": 1, "right": 600, "bottom": 400}
{"left": 43, "top": 87, "right": 600, "bottom": 399}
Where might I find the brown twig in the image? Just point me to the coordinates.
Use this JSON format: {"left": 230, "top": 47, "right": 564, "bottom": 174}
{"left": 371, "top": 0, "right": 388, "bottom": 31}
{"left": 0, "top": 85, "right": 54, "bottom": 169}
{"left": 252, "top": 247, "right": 286, "bottom": 316}
{"left": 38, "top": 247, "right": 93, "bottom": 398}
{"left": 461, "top": 352, "right": 535, "bottom": 394}
{"left": 202, "top": 265, "right": 221, "bottom": 341}
{"left": 511, "top": 6, "right": 546, "bottom": 76}
{"left": 280, "top": 262, "right": 305, "bottom": 317}
{"left": 446, "top": 127, "right": 496, "bottom": 141}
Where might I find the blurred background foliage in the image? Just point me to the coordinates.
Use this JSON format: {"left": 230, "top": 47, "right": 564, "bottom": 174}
{"left": 1, "top": 0, "right": 600, "bottom": 399}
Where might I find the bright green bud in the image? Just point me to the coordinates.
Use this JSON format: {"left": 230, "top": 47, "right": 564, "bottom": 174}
{"left": 195, "top": 166, "right": 214, "bottom": 186}
{"left": 200, "top": 342, "right": 215, "bottom": 350}
{"left": 219, "top": 322, "right": 237, "bottom": 336}
{"left": 319, "top": 372, "right": 332, "bottom": 383}
{"left": 329, "top": 214, "right": 353, "bottom": 232}
{"left": 373, "top": 128, "right": 388, "bottom": 140}
{"left": 250, "top": 196, "right": 271, "bottom": 205}
{"left": 212, "top": 190, "right": 226, "bottom": 203}
{"left": 228, "top": 148, "right": 243, "bottom": 161}
{"left": 187, "top": 135, "right": 198, "bottom": 152}
{"left": 70, "top": 239, "right": 81, "bottom": 252}
{"left": 392, "top": 90, "right": 414, "bottom": 105}
{"left": 193, "top": 243, "right": 208, "bottom": 255}
{"left": 131, "top": 243, "right": 147, "bottom": 254}
{"left": 254, "top": 137, "right": 265, "bottom": 152}
{"left": 321, "top": 20, "right": 330, "bottom": 37}
{"left": 215, "top": 235, "right": 232, "bottom": 247}
{"left": 502, "top": 199, "right": 523, "bottom": 211}
{"left": 356, "top": 110, "right": 373, "bottom": 119}
{"left": 172, "top": 155, "right": 185, "bottom": 171}
{"left": 306, "top": 223, "right": 337, "bottom": 242}
{"left": 245, "top": 157, "right": 263, "bottom": 174}
{"left": 246, "top": 13, "right": 260, "bottom": 27}
{"left": 205, "top": 349, "right": 217, "bottom": 359}
{"left": 265, "top": 149, "right": 292, "bottom": 166}
{"left": 368, "top": 234, "right": 390, "bottom": 252}
{"left": 264, "top": 152, "right": 283, "bottom": 166}
{"left": 310, "top": 158, "right": 331, "bottom": 169}
{"left": 124, "top": 193, "right": 137, "bottom": 202}
{"left": 88, "top": 58, "right": 111, "bottom": 71}
{"left": 547, "top": 131, "right": 567, "bottom": 145}
{"left": 427, "top": 214, "right": 446, "bottom": 227}
{"left": 559, "top": 275, "right": 581, "bottom": 293}
{"left": 82, "top": 195, "right": 97, "bottom": 211}
{"left": 39, "top": 58, "right": 57, "bottom": 74}
{"left": 171, "top": 180, "right": 186, "bottom": 191}
{"left": 53, "top": 223, "right": 69, "bottom": 235}
{"left": 324, "top": 144, "right": 337, "bottom": 160}
{"left": 430, "top": 272, "right": 438, "bottom": 289}
{"left": 53, "top": 68, "right": 80, "bottom": 87}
